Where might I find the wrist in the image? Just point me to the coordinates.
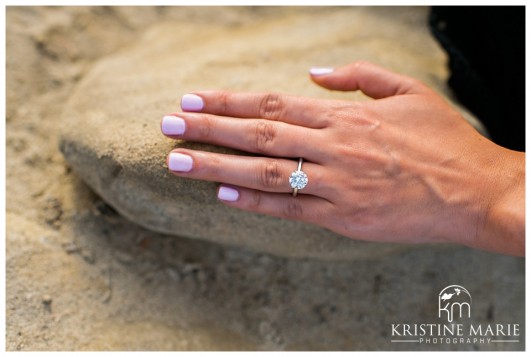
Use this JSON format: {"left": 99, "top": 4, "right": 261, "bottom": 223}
{"left": 474, "top": 148, "right": 525, "bottom": 255}
{"left": 431, "top": 137, "right": 525, "bottom": 256}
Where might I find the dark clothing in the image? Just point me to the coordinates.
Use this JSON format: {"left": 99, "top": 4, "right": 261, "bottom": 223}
{"left": 429, "top": 6, "right": 525, "bottom": 152}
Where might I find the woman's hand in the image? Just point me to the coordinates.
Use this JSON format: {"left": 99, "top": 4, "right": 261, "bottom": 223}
{"left": 161, "top": 61, "right": 524, "bottom": 256}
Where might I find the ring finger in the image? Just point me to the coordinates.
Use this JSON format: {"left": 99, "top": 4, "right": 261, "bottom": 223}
{"left": 167, "top": 149, "right": 332, "bottom": 197}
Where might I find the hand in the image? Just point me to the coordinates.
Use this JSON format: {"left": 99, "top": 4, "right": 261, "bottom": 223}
{"left": 161, "top": 61, "right": 524, "bottom": 256}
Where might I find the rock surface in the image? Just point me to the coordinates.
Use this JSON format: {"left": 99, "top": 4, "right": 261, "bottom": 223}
{"left": 7, "top": 7, "right": 524, "bottom": 351}
{"left": 60, "top": 7, "right": 476, "bottom": 259}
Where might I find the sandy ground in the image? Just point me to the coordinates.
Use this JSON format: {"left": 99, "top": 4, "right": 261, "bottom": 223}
{"left": 6, "top": 7, "right": 525, "bottom": 351}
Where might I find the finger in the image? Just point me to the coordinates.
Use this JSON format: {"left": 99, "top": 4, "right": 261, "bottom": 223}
{"left": 216, "top": 184, "right": 335, "bottom": 225}
{"left": 180, "top": 91, "right": 329, "bottom": 129}
{"left": 167, "top": 150, "right": 330, "bottom": 196}
{"left": 161, "top": 113, "right": 326, "bottom": 161}
{"left": 309, "top": 60, "right": 430, "bottom": 99}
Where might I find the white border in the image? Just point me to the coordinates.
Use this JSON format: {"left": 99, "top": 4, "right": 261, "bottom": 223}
{"left": 1, "top": 1, "right": 528, "bottom": 355}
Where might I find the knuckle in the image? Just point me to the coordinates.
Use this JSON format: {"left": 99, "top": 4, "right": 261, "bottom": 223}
{"left": 259, "top": 92, "right": 284, "bottom": 120}
{"left": 198, "top": 115, "right": 213, "bottom": 138}
{"left": 248, "top": 190, "right": 262, "bottom": 211}
{"left": 198, "top": 152, "right": 220, "bottom": 175}
{"left": 354, "top": 60, "right": 369, "bottom": 67}
{"left": 252, "top": 121, "right": 276, "bottom": 153}
{"left": 332, "top": 102, "right": 380, "bottom": 131}
{"left": 283, "top": 199, "right": 304, "bottom": 220}
{"left": 328, "top": 101, "right": 359, "bottom": 119}
{"left": 353, "top": 60, "right": 369, "bottom": 71}
{"left": 259, "top": 160, "right": 283, "bottom": 188}
{"left": 218, "top": 91, "right": 230, "bottom": 114}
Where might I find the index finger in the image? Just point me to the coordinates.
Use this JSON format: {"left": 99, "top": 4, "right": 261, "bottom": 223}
{"left": 181, "top": 91, "right": 332, "bottom": 129}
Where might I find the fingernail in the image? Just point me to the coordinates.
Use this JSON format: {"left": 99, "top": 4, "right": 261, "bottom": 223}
{"left": 218, "top": 185, "right": 239, "bottom": 202}
{"left": 181, "top": 94, "right": 204, "bottom": 112}
{"left": 309, "top": 67, "right": 334, "bottom": 76}
{"left": 168, "top": 153, "right": 193, "bottom": 172}
{"left": 161, "top": 115, "right": 186, "bottom": 135}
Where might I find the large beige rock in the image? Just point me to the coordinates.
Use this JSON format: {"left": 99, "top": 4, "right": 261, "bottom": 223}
{"left": 59, "top": 7, "right": 472, "bottom": 259}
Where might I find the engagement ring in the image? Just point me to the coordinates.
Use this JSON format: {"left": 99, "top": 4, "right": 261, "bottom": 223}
{"left": 289, "top": 158, "right": 308, "bottom": 197}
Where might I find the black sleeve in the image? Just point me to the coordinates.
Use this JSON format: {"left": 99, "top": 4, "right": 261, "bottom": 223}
{"left": 429, "top": 6, "right": 525, "bottom": 152}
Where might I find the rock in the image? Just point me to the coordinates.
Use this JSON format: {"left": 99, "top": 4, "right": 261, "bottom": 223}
{"left": 59, "top": 8, "right": 475, "bottom": 259}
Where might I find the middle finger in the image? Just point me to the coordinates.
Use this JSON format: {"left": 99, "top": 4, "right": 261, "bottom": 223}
{"left": 161, "top": 112, "right": 327, "bottom": 163}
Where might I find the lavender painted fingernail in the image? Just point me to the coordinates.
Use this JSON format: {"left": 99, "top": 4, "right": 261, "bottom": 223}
{"left": 309, "top": 67, "right": 334, "bottom": 76}
{"left": 168, "top": 153, "right": 193, "bottom": 172}
{"left": 161, "top": 116, "right": 186, "bottom": 135}
{"left": 218, "top": 186, "right": 239, "bottom": 202}
{"left": 181, "top": 94, "right": 204, "bottom": 112}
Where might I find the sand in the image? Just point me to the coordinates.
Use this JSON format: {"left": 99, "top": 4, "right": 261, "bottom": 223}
{"left": 6, "top": 6, "right": 524, "bottom": 351}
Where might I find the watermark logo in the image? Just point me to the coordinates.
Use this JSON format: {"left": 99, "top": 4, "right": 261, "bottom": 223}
{"left": 438, "top": 285, "right": 471, "bottom": 323}
{"left": 390, "top": 284, "right": 521, "bottom": 346}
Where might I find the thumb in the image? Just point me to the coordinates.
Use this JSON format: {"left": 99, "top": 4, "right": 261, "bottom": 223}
{"left": 309, "top": 61, "right": 428, "bottom": 99}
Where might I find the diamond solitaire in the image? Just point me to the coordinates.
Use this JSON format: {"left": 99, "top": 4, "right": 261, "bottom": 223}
{"left": 289, "top": 158, "right": 308, "bottom": 197}
{"left": 289, "top": 170, "right": 308, "bottom": 190}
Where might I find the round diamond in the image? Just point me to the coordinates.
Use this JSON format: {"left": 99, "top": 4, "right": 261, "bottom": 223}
{"left": 289, "top": 170, "right": 308, "bottom": 190}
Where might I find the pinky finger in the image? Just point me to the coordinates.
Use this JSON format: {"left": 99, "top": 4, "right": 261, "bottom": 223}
{"left": 217, "top": 185, "right": 334, "bottom": 225}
